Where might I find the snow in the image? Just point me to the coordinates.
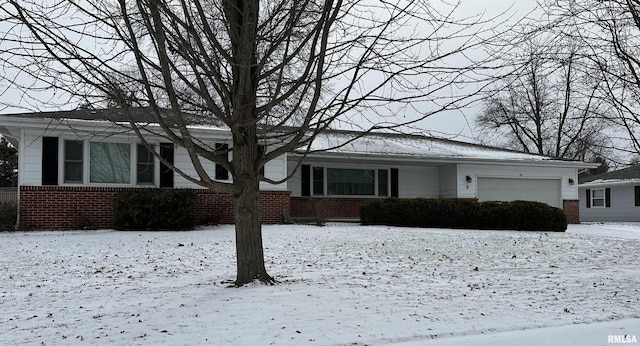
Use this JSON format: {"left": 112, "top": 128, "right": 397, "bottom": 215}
{"left": 306, "top": 131, "right": 575, "bottom": 163}
{"left": 1, "top": 223, "right": 638, "bottom": 345}
{"left": 579, "top": 178, "right": 640, "bottom": 187}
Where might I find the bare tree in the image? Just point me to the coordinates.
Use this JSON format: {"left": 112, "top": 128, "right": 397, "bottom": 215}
{"left": 0, "top": 0, "right": 500, "bottom": 285}
{"left": 476, "top": 40, "right": 611, "bottom": 160}
{"left": 538, "top": 0, "right": 640, "bottom": 157}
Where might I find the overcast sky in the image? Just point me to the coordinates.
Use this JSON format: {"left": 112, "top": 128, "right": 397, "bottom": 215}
{"left": 0, "top": 0, "right": 540, "bottom": 142}
{"left": 419, "top": 0, "right": 539, "bottom": 140}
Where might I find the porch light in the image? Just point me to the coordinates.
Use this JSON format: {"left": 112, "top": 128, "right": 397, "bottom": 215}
{"left": 466, "top": 175, "right": 472, "bottom": 183}
{"left": 568, "top": 178, "right": 575, "bottom": 185}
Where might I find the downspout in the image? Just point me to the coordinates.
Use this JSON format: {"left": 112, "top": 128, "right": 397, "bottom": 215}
{"left": 16, "top": 128, "right": 24, "bottom": 230}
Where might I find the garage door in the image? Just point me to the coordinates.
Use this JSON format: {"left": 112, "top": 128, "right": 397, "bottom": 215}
{"left": 477, "top": 178, "right": 561, "bottom": 208}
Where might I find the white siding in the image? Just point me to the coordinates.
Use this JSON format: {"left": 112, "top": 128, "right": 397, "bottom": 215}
{"left": 20, "top": 130, "right": 46, "bottom": 186}
{"left": 457, "top": 164, "right": 577, "bottom": 201}
{"left": 398, "top": 166, "right": 439, "bottom": 198}
{"left": 477, "top": 177, "right": 561, "bottom": 208}
{"left": 579, "top": 185, "right": 640, "bottom": 222}
{"left": 287, "top": 158, "right": 303, "bottom": 196}
{"left": 18, "top": 129, "right": 287, "bottom": 191}
{"left": 172, "top": 147, "right": 217, "bottom": 188}
{"left": 144, "top": 144, "right": 287, "bottom": 190}
{"left": 261, "top": 153, "right": 287, "bottom": 190}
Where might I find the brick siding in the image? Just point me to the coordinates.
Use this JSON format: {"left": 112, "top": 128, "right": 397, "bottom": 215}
{"left": 563, "top": 199, "right": 580, "bottom": 224}
{"left": 290, "top": 197, "right": 370, "bottom": 219}
{"left": 18, "top": 186, "right": 290, "bottom": 230}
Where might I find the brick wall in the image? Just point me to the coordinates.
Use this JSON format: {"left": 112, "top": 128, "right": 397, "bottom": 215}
{"left": 195, "top": 189, "right": 290, "bottom": 225}
{"left": 290, "top": 197, "right": 370, "bottom": 219}
{"left": 563, "top": 199, "right": 580, "bottom": 224}
{"left": 18, "top": 186, "right": 290, "bottom": 230}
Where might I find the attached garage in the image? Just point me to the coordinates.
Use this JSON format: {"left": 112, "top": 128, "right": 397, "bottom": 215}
{"left": 477, "top": 177, "right": 562, "bottom": 208}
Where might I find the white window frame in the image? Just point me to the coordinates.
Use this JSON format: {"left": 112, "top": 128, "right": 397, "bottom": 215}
{"left": 62, "top": 139, "right": 84, "bottom": 184}
{"left": 590, "top": 188, "right": 606, "bottom": 208}
{"left": 58, "top": 138, "right": 159, "bottom": 187}
{"left": 136, "top": 143, "right": 157, "bottom": 185}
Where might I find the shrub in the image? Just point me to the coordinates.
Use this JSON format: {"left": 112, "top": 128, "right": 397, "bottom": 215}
{"left": 0, "top": 202, "right": 17, "bottom": 231}
{"left": 113, "top": 189, "right": 197, "bottom": 230}
{"left": 360, "top": 198, "right": 567, "bottom": 232}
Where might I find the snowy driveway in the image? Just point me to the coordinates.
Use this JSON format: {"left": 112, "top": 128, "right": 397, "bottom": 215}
{"left": 1, "top": 223, "right": 638, "bottom": 345}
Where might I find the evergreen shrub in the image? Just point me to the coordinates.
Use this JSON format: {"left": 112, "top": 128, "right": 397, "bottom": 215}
{"left": 0, "top": 202, "right": 17, "bottom": 231}
{"left": 113, "top": 189, "right": 197, "bottom": 230}
{"left": 360, "top": 198, "right": 567, "bottom": 232}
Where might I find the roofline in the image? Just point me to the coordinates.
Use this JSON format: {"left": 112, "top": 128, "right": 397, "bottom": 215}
{"left": 289, "top": 151, "right": 600, "bottom": 169}
{"left": 0, "top": 114, "right": 231, "bottom": 137}
{"left": 317, "top": 127, "right": 579, "bottom": 161}
{"left": 579, "top": 179, "right": 640, "bottom": 187}
{"left": 0, "top": 110, "right": 603, "bottom": 168}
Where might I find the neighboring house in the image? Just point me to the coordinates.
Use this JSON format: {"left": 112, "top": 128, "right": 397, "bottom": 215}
{"left": 0, "top": 109, "right": 597, "bottom": 230}
{"left": 579, "top": 165, "right": 640, "bottom": 222}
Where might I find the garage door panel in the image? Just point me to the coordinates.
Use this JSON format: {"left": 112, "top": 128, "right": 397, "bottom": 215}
{"left": 477, "top": 178, "right": 561, "bottom": 208}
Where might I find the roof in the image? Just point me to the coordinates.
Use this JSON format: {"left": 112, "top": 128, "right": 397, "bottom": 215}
{"left": 297, "top": 129, "right": 595, "bottom": 166}
{"left": 579, "top": 165, "right": 640, "bottom": 186}
{"left": 1, "top": 108, "right": 597, "bottom": 167}
{"left": 1, "top": 108, "right": 219, "bottom": 126}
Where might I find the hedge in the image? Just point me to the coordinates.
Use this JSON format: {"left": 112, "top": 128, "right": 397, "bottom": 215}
{"left": 113, "top": 189, "right": 197, "bottom": 230}
{"left": 360, "top": 198, "right": 567, "bottom": 232}
{"left": 0, "top": 202, "right": 17, "bottom": 231}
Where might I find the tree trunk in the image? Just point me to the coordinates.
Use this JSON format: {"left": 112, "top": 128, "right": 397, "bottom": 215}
{"left": 222, "top": 0, "right": 271, "bottom": 286}
{"left": 232, "top": 136, "right": 273, "bottom": 286}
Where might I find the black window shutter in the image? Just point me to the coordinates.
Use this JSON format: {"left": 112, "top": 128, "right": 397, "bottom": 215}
{"left": 301, "top": 165, "right": 310, "bottom": 196}
{"left": 42, "top": 137, "right": 59, "bottom": 185}
{"left": 635, "top": 186, "right": 640, "bottom": 207}
{"left": 605, "top": 188, "right": 611, "bottom": 207}
{"left": 585, "top": 189, "right": 591, "bottom": 208}
{"left": 159, "top": 143, "right": 174, "bottom": 188}
{"left": 391, "top": 168, "right": 399, "bottom": 197}
{"left": 215, "top": 143, "right": 229, "bottom": 180}
{"left": 257, "top": 145, "right": 265, "bottom": 176}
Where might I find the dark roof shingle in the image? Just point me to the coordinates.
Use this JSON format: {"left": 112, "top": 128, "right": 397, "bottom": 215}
{"left": 579, "top": 165, "right": 640, "bottom": 184}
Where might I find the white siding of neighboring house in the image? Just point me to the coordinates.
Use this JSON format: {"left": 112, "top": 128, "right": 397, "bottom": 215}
{"left": 439, "top": 164, "right": 457, "bottom": 198}
{"left": 456, "top": 163, "right": 578, "bottom": 201}
{"left": 579, "top": 184, "right": 640, "bottom": 222}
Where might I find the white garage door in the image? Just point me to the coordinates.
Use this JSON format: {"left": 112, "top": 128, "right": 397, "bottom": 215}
{"left": 477, "top": 178, "right": 561, "bottom": 208}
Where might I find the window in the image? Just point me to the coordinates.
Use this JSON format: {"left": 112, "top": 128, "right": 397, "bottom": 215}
{"left": 313, "top": 167, "right": 324, "bottom": 195}
{"left": 327, "top": 168, "right": 375, "bottom": 195}
{"left": 591, "top": 188, "right": 606, "bottom": 208}
{"left": 137, "top": 144, "right": 155, "bottom": 185}
{"left": 635, "top": 186, "right": 640, "bottom": 207}
{"left": 64, "top": 140, "right": 83, "bottom": 183}
{"left": 61, "top": 139, "right": 157, "bottom": 185}
{"left": 90, "top": 142, "right": 131, "bottom": 184}
{"left": 215, "top": 143, "right": 229, "bottom": 180}
{"left": 303, "top": 166, "right": 395, "bottom": 197}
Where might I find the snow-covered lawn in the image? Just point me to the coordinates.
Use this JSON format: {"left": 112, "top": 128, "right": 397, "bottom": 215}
{"left": 1, "top": 223, "right": 638, "bottom": 345}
